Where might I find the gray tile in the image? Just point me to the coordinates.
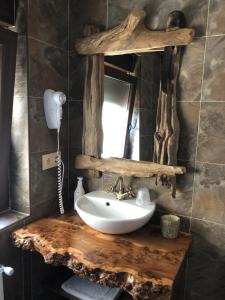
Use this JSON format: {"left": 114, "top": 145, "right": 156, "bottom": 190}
{"left": 108, "top": 0, "right": 208, "bottom": 37}
{"left": 108, "top": 0, "right": 149, "bottom": 28}
{"left": 207, "top": 0, "right": 225, "bottom": 36}
{"left": 191, "top": 218, "right": 225, "bottom": 255}
{"left": 28, "top": 0, "right": 68, "bottom": 49}
{"left": 192, "top": 162, "right": 225, "bottom": 225}
{"left": 186, "top": 219, "right": 225, "bottom": 300}
{"left": 69, "top": 100, "right": 83, "bottom": 149}
{"left": 69, "top": 0, "right": 107, "bottom": 47}
{"left": 197, "top": 102, "right": 225, "bottom": 164}
{"left": 177, "top": 102, "right": 200, "bottom": 162}
{"left": 69, "top": 52, "right": 86, "bottom": 100}
{"left": 202, "top": 36, "right": 225, "bottom": 101}
{"left": 145, "top": 161, "right": 194, "bottom": 217}
{"left": 178, "top": 38, "right": 205, "bottom": 102}
{"left": 28, "top": 38, "right": 66, "bottom": 98}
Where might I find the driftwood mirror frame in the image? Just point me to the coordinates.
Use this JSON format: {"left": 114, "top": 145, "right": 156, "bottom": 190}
{"left": 74, "top": 10, "right": 194, "bottom": 187}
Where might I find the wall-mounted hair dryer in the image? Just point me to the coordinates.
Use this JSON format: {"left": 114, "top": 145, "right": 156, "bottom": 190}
{"left": 44, "top": 89, "right": 66, "bottom": 131}
{"left": 43, "top": 89, "right": 67, "bottom": 215}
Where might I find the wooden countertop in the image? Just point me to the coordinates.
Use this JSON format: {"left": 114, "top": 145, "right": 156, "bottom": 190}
{"left": 13, "top": 212, "right": 191, "bottom": 300}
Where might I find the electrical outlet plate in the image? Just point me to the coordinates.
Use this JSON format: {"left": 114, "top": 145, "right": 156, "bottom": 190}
{"left": 42, "top": 152, "right": 59, "bottom": 170}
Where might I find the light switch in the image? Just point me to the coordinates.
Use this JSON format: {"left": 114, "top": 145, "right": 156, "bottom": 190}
{"left": 42, "top": 152, "right": 59, "bottom": 170}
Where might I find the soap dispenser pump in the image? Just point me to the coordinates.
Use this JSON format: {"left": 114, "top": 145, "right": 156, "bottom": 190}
{"left": 74, "top": 177, "right": 85, "bottom": 211}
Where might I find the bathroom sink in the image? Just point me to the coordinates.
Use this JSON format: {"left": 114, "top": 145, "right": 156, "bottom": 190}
{"left": 75, "top": 191, "right": 155, "bottom": 234}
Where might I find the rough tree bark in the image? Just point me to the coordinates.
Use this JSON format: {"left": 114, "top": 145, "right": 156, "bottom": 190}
{"left": 75, "top": 10, "right": 194, "bottom": 56}
{"left": 153, "top": 11, "right": 185, "bottom": 197}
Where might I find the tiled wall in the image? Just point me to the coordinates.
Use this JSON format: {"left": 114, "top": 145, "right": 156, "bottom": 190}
{"left": 69, "top": 1, "right": 225, "bottom": 299}
{"left": 0, "top": 0, "right": 69, "bottom": 299}
{"left": 1, "top": 0, "right": 225, "bottom": 299}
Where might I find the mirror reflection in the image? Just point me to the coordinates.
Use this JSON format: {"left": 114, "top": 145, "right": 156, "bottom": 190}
{"left": 101, "top": 53, "right": 159, "bottom": 161}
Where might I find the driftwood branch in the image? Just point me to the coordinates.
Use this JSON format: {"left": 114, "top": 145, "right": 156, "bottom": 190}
{"left": 75, "top": 154, "right": 186, "bottom": 177}
{"left": 153, "top": 11, "right": 186, "bottom": 196}
{"left": 75, "top": 10, "right": 194, "bottom": 56}
{"left": 82, "top": 25, "right": 104, "bottom": 158}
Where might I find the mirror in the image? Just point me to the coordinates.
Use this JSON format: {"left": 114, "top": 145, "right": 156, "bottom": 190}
{"left": 101, "top": 53, "right": 160, "bottom": 161}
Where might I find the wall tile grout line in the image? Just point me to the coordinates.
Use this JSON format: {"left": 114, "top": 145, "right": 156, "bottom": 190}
{"left": 184, "top": 1, "right": 211, "bottom": 299}
{"left": 27, "top": 36, "right": 67, "bottom": 51}
{"left": 190, "top": 0, "right": 211, "bottom": 222}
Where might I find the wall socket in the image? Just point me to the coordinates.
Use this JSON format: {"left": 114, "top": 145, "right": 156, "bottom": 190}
{"left": 42, "top": 152, "right": 59, "bottom": 170}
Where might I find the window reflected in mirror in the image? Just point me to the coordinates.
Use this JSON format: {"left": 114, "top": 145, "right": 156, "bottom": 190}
{"left": 102, "top": 75, "right": 133, "bottom": 158}
{"left": 101, "top": 53, "right": 159, "bottom": 162}
{"left": 101, "top": 55, "right": 137, "bottom": 160}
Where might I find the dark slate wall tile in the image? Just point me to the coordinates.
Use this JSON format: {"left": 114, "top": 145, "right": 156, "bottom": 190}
{"left": 178, "top": 38, "right": 205, "bottom": 102}
{"left": 207, "top": 0, "right": 225, "bottom": 36}
{"left": 186, "top": 225, "right": 225, "bottom": 300}
{"left": 69, "top": 100, "right": 83, "bottom": 148}
{"left": 146, "top": 0, "right": 208, "bottom": 37}
{"left": 191, "top": 218, "right": 225, "bottom": 255}
{"left": 108, "top": 0, "right": 149, "bottom": 28}
{"left": 69, "top": 0, "right": 107, "bottom": 47}
{"left": 192, "top": 162, "right": 225, "bottom": 224}
{"left": 108, "top": 0, "right": 208, "bottom": 37}
{"left": 28, "top": 0, "right": 68, "bottom": 49}
{"left": 147, "top": 161, "right": 194, "bottom": 217}
{"left": 202, "top": 36, "right": 225, "bottom": 101}
{"left": 197, "top": 102, "right": 225, "bottom": 164}
{"left": 69, "top": 52, "right": 85, "bottom": 100}
{"left": 69, "top": 0, "right": 107, "bottom": 98}
{"left": 29, "top": 38, "right": 66, "bottom": 98}
{"left": 177, "top": 102, "right": 200, "bottom": 162}
{"left": 30, "top": 152, "right": 57, "bottom": 207}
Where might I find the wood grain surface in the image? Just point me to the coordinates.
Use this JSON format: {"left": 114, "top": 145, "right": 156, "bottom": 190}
{"left": 75, "top": 154, "right": 186, "bottom": 177}
{"left": 75, "top": 10, "right": 194, "bottom": 56}
{"left": 13, "top": 213, "right": 191, "bottom": 300}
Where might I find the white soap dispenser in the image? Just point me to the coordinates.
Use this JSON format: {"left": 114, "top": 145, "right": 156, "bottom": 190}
{"left": 74, "top": 177, "right": 85, "bottom": 211}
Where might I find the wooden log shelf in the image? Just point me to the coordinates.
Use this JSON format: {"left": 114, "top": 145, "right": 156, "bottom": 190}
{"left": 75, "top": 10, "right": 194, "bottom": 56}
{"left": 13, "top": 213, "right": 191, "bottom": 300}
{"left": 75, "top": 154, "right": 186, "bottom": 177}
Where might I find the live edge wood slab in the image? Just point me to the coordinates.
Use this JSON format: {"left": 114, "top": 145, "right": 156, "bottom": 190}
{"left": 13, "top": 213, "right": 191, "bottom": 300}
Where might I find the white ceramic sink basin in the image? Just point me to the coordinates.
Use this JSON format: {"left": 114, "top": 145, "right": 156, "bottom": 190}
{"left": 75, "top": 191, "right": 155, "bottom": 234}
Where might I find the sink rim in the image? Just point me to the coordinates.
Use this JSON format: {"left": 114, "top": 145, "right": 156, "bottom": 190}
{"left": 75, "top": 191, "right": 156, "bottom": 223}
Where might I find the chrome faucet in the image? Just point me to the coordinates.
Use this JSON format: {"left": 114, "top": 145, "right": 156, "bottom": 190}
{"left": 108, "top": 176, "right": 135, "bottom": 200}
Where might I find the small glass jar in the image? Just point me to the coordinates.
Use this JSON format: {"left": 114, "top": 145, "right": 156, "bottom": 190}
{"left": 161, "top": 214, "right": 180, "bottom": 239}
